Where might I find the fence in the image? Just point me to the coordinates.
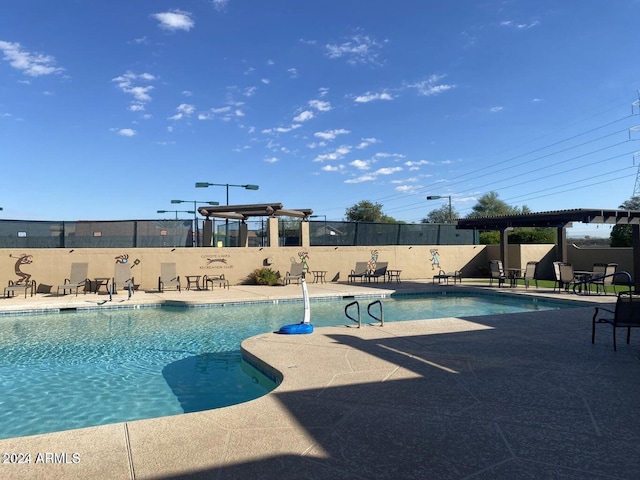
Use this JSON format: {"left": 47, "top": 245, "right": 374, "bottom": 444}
{"left": 0, "top": 219, "right": 476, "bottom": 248}
{"left": 307, "top": 221, "right": 476, "bottom": 246}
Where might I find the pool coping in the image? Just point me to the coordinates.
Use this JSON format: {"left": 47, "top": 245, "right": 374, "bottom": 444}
{"left": 1, "top": 281, "right": 636, "bottom": 479}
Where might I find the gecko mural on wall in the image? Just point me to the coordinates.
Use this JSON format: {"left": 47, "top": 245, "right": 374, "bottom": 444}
{"left": 9, "top": 254, "right": 33, "bottom": 284}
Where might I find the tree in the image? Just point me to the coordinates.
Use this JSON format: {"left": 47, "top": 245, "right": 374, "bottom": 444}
{"left": 467, "top": 191, "right": 528, "bottom": 218}
{"left": 421, "top": 204, "right": 459, "bottom": 224}
{"left": 467, "top": 192, "right": 552, "bottom": 244}
{"left": 345, "top": 200, "right": 397, "bottom": 223}
{"left": 610, "top": 196, "right": 640, "bottom": 247}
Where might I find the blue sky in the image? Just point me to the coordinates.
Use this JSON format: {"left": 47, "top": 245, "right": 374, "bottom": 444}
{"left": 1, "top": 1, "right": 639, "bottom": 237}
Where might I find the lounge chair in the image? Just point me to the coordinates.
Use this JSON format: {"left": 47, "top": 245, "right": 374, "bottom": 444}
{"left": 4, "top": 280, "right": 36, "bottom": 298}
{"left": 203, "top": 274, "right": 229, "bottom": 289}
{"left": 489, "top": 260, "right": 505, "bottom": 287}
{"left": 113, "top": 262, "right": 135, "bottom": 297}
{"left": 56, "top": 262, "right": 89, "bottom": 296}
{"left": 592, "top": 291, "right": 640, "bottom": 351}
{"left": 432, "top": 270, "right": 462, "bottom": 285}
{"left": 365, "top": 262, "right": 388, "bottom": 283}
{"left": 348, "top": 262, "right": 369, "bottom": 283}
{"left": 158, "top": 263, "right": 180, "bottom": 292}
{"left": 283, "top": 263, "right": 304, "bottom": 285}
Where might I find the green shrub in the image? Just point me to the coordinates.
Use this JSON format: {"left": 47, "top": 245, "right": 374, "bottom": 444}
{"left": 249, "top": 267, "right": 281, "bottom": 286}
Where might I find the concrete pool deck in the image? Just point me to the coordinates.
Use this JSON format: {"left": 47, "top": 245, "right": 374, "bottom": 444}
{"left": 0, "top": 280, "right": 639, "bottom": 479}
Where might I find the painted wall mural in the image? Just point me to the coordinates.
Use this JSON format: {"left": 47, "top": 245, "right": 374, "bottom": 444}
{"left": 10, "top": 253, "right": 33, "bottom": 284}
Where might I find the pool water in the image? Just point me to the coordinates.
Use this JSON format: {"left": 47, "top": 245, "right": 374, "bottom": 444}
{"left": 0, "top": 293, "right": 578, "bottom": 439}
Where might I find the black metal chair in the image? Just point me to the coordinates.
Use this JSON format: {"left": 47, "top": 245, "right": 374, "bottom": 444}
{"left": 592, "top": 291, "right": 640, "bottom": 351}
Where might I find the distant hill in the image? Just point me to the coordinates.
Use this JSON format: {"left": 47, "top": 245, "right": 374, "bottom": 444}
{"left": 570, "top": 237, "right": 611, "bottom": 247}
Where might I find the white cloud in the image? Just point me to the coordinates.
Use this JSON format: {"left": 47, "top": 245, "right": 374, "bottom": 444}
{"left": 318, "top": 87, "right": 329, "bottom": 97}
{"left": 177, "top": 104, "right": 196, "bottom": 115}
{"left": 169, "top": 103, "right": 195, "bottom": 120}
{"left": 264, "top": 157, "right": 279, "bottom": 163}
{"left": 182, "top": 90, "right": 193, "bottom": 96}
{"left": 0, "top": 40, "right": 64, "bottom": 77}
{"left": 309, "top": 99, "right": 332, "bottom": 111}
{"left": 490, "top": 106, "right": 503, "bottom": 113}
{"left": 350, "top": 159, "right": 370, "bottom": 170}
{"left": 344, "top": 166, "right": 402, "bottom": 184}
{"left": 117, "top": 128, "right": 136, "bottom": 137}
{"left": 354, "top": 91, "right": 394, "bottom": 103}
{"left": 391, "top": 177, "right": 419, "bottom": 184}
{"left": 356, "top": 138, "right": 379, "bottom": 149}
{"left": 262, "top": 124, "right": 302, "bottom": 134}
{"left": 345, "top": 174, "right": 376, "bottom": 184}
{"left": 325, "top": 34, "right": 385, "bottom": 65}
{"left": 128, "top": 104, "right": 145, "bottom": 112}
{"left": 313, "top": 145, "right": 352, "bottom": 162}
{"left": 374, "top": 152, "right": 405, "bottom": 160}
{"left": 375, "top": 167, "right": 402, "bottom": 175}
{"left": 404, "top": 160, "right": 431, "bottom": 169}
{"left": 408, "top": 74, "right": 455, "bottom": 96}
{"left": 314, "top": 129, "right": 350, "bottom": 141}
{"left": 112, "top": 72, "right": 156, "bottom": 105}
{"left": 288, "top": 68, "right": 298, "bottom": 78}
{"left": 501, "top": 20, "right": 540, "bottom": 29}
{"left": 322, "top": 164, "right": 344, "bottom": 172}
{"left": 211, "top": 0, "right": 229, "bottom": 11}
{"left": 153, "top": 10, "right": 194, "bottom": 31}
{"left": 261, "top": 78, "right": 270, "bottom": 84}
{"left": 293, "top": 110, "right": 314, "bottom": 122}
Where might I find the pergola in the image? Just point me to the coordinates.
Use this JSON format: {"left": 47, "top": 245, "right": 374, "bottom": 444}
{"left": 197, "top": 203, "right": 313, "bottom": 247}
{"left": 198, "top": 203, "right": 313, "bottom": 221}
{"left": 456, "top": 208, "right": 640, "bottom": 291}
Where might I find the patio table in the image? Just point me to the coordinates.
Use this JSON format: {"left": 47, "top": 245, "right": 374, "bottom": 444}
{"left": 504, "top": 268, "right": 522, "bottom": 288}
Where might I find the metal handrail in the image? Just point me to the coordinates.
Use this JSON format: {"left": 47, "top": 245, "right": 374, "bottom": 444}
{"left": 367, "top": 300, "right": 384, "bottom": 326}
{"left": 345, "top": 300, "right": 361, "bottom": 328}
{"left": 572, "top": 270, "right": 633, "bottom": 295}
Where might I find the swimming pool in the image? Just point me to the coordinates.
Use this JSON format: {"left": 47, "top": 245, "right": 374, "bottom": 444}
{"left": 0, "top": 292, "right": 581, "bottom": 439}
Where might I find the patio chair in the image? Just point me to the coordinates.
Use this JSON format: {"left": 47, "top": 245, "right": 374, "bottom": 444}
{"left": 590, "top": 263, "right": 617, "bottom": 295}
{"left": 158, "top": 263, "right": 180, "bottom": 292}
{"left": 523, "top": 261, "right": 539, "bottom": 289}
{"left": 56, "top": 262, "right": 89, "bottom": 296}
{"left": 283, "top": 262, "right": 304, "bottom": 285}
{"left": 113, "top": 262, "right": 135, "bottom": 297}
{"left": 365, "top": 262, "right": 388, "bottom": 283}
{"left": 592, "top": 290, "right": 640, "bottom": 351}
{"left": 489, "top": 260, "right": 505, "bottom": 287}
{"left": 559, "top": 263, "right": 576, "bottom": 292}
{"left": 552, "top": 261, "right": 563, "bottom": 292}
{"left": 348, "top": 262, "right": 369, "bottom": 283}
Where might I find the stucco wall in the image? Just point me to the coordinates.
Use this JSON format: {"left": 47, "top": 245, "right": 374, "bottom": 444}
{"left": 2, "top": 244, "right": 632, "bottom": 291}
{"left": 1, "top": 245, "right": 488, "bottom": 291}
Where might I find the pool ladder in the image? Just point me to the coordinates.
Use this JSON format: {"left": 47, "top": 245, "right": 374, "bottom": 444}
{"left": 344, "top": 299, "right": 384, "bottom": 328}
